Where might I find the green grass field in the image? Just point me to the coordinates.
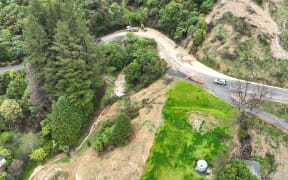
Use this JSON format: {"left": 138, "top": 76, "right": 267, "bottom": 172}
{"left": 141, "top": 81, "right": 238, "bottom": 179}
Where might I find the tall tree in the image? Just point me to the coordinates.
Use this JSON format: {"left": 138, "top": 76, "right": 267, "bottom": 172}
{"left": 24, "top": 0, "right": 103, "bottom": 115}
{"left": 23, "top": 15, "right": 49, "bottom": 79}
{"left": 44, "top": 20, "right": 95, "bottom": 113}
{"left": 49, "top": 96, "right": 83, "bottom": 147}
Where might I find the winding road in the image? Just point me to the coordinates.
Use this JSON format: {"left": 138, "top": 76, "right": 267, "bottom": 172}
{"left": 0, "top": 64, "right": 24, "bottom": 73}
{"left": 3, "top": 28, "right": 288, "bottom": 133}
{"left": 20, "top": 28, "right": 288, "bottom": 179}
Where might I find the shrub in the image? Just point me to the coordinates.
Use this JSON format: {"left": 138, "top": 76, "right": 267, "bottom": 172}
{"left": 0, "top": 131, "right": 15, "bottom": 145}
{"left": 238, "top": 129, "right": 249, "bottom": 141}
{"left": 0, "top": 99, "right": 23, "bottom": 123}
{"left": 93, "top": 113, "right": 131, "bottom": 152}
{"left": 14, "top": 132, "right": 42, "bottom": 157}
{"left": 48, "top": 96, "right": 83, "bottom": 148}
{"left": 0, "top": 72, "right": 10, "bottom": 95}
{"left": 29, "top": 147, "right": 47, "bottom": 162}
{"left": 86, "top": 140, "right": 91, "bottom": 147}
{"left": 216, "top": 160, "right": 258, "bottom": 180}
{"left": 0, "top": 146, "right": 13, "bottom": 165}
{"left": 111, "top": 113, "right": 131, "bottom": 145}
{"left": 6, "top": 70, "right": 27, "bottom": 99}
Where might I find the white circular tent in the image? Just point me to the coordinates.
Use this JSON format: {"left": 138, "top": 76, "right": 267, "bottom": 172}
{"left": 195, "top": 160, "right": 208, "bottom": 173}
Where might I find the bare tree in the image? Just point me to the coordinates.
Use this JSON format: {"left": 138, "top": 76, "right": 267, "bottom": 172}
{"left": 229, "top": 80, "right": 271, "bottom": 118}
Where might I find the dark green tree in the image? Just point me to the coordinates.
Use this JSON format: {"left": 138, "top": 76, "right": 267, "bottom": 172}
{"left": 24, "top": 0, "right": 103, "bottom": 115}
{"left": 6, "top": 70, "right": 27, "bottom": 99}
{"left": 23, "top": 14, "right": 49, "bottom": 80}
{"left": 216, "top": 160, "right": 258, "bottom": 180}
{"left": 158, "top": 1, "right": 184, "bottom": 38}
{"left": 49, "top": 96, "right": 83, "bottom": 147}
{"left": 111, "top": 113, "right": 131, "bottom": 145}
{"left": 44, "top": 20, "right": 95, "bottom": 113}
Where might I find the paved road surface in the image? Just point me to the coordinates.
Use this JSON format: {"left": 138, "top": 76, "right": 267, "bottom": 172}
{"left": 26, "top": 28, "right": 288, "bottom": 179}
{"left": 0, "top": 64, "right": 24, "bottom": 73}
{"left": 101, "top": 28, "right": 288, "bottom": 131}
{"left": 168, "top": 69, "right": 288, "bottom": 132}
{"left": 3, "top": 29, "right": 288, "bottom": 132}
{"left": 101, "top": 29, "right": 288, "bottom": 104}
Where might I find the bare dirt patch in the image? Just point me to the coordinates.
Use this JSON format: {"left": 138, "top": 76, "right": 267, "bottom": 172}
{"left": 114, "top": 72, "right": 126, "bottom": 97}
{"left": 189, "top": 111, "right": 220, "bottom": 134}
{"left": 31, "top": 79, "right": 172, "bottom": 180}
{"left": 206, "top": 0, "right": 288, "bottom": 60}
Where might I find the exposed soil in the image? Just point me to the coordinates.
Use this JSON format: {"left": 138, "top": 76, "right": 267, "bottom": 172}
{"left": 26, "top": 64, "right": 48, "bottom": 110}
{"left": 189, "top": 111, "right": 220, "bottom": 134}
{"left": 114, "top": 72, "right": 126, "bottom": 97}
{"left": 31, "top": 79, "right": 172, "bottom": 180}
{"left": 205, "top": 0, "right": 288, "bottom": 60}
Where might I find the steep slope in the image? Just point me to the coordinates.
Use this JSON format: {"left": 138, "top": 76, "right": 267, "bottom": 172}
{"left": 194, "top": 0, "right": 288, "bottom": 87}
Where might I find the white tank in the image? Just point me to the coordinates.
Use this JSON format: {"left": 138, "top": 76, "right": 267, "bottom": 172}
{"left": 196, "top": 160, "right": 208, "bottom": 173}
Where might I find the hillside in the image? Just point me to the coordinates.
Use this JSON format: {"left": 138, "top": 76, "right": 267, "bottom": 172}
{"left": 1, "top": 0, "right": 288, "bottom": 180}
{"left": 193, "top": 0, "right": 288, "bottom": 87}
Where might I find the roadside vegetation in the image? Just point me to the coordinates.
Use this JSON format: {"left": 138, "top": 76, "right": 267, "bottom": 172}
{"left": 259, "top": 101, "right": 288, "bottom": 121}
{"left": 100, "top": 33, "right": 167, "bottom": 90}
{"left": 142, "top": 81, "right": 238, "bottom": 179}
{"left": 86, "top": 0, "right": 215, "bottom": 44}
{"left": 0, "top": 0, "right": 217, "bottom": 67}
{"left": 0, "top": 1, "right": 26, "bottom": 65}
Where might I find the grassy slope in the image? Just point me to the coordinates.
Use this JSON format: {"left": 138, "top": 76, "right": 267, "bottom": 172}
{"left": 260, "top": 101, "right": 288, "bottom": 121}
{"left": 141, "top": 81, "right": 238, "bottom": 179}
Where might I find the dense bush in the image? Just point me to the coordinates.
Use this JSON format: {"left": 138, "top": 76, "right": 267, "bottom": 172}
{"left": 29, "top": 147, "right": 47, "bottom": 162}
{"left": 6, "top": 70, "right": 27, "bottom": 99}
{"left": 0, "top": 99, "right": 23, "bottom": 123}
{"left": 42, "top": 96, "right": 83, "bottom": 148}
{"left": 124, "top": 47, "right": 167, "bottom": 89}
{"left": 0, "top": 71, "right": 10, "bottom": 95}
{"left": 0, "top": 1, "right": 26, "bottom": 62}
{"left": 0, "top": 131, "right": 15, "bottom": 145}
{"left": 0, "top": 146, "right": 13, "bottom": 165}
{"left": 93, "top": 113, "right": 131, "bottom": 152}
{"left": 87, "top": 0, "right": 214, "bottom": 45}
{"left": 101, "top": 42, "right": 129, "bottom": 71}
{"left": 216, "top": 160, "right": 257, "bottom": 180}
{"left": 101, "top": 34, "right": 167, "bottom": 90}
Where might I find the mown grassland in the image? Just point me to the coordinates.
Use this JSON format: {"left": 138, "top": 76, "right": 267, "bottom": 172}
{"left": 141, "top": 81, "right": 238, "bottom": 179}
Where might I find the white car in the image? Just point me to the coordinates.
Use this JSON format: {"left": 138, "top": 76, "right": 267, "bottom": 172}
{"left": 214, "top": 78, "right": 227, "bottom": 86}
{"left": 126, "top": 26, "right": 139, "bottom": 32}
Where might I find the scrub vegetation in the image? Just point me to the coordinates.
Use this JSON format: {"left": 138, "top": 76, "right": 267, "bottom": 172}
{"left": 198, "top": 12, "right": 288, "bottom": 87}
{"left": 260, "top": 100, "right": 288, "bottom": 121}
